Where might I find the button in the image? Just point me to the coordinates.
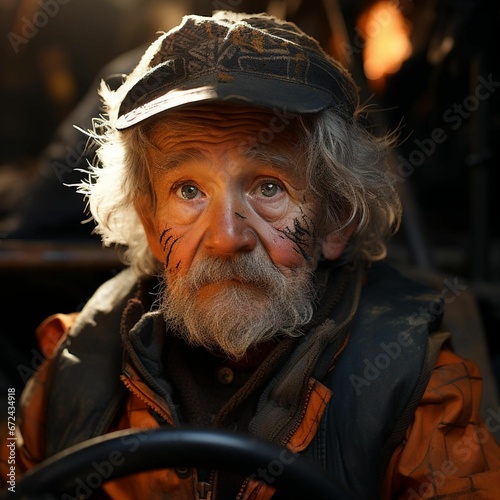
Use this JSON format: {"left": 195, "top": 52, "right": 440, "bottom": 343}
{"left": 174, "top": 467, "right": 192, "bottom": 479}
{"left": 217, "top": 366, "right": 234, "bottom": 384}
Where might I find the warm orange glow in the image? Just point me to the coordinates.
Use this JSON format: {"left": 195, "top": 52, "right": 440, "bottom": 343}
{"left": 357, "top": 1, "right": 412, "bottom": 85}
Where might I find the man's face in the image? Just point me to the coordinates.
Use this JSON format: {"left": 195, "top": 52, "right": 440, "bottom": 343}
{"left": 136, "top": 104, "right": 328, "bottom": 358}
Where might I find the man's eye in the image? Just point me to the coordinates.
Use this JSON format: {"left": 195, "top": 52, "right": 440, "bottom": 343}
{"left": 260, "top": 182, "right": 282, "bottom": 198}
{"left": 177, "top": 185, "right": 199, "bottom": 200}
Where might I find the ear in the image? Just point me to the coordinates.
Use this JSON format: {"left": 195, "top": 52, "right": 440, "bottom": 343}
{"left": 321, "top": 224, "right": 356, "bottom": 261}
{"left": 134, "top": 195, "right": 163, "bottom": 262}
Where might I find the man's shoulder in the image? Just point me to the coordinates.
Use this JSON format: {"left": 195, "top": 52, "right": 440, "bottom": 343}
{"left": 328, "top": 259, "right": 448, "bottom": 399}
{"left": 318, "top": 260, "right": 446, "bottom": 393}
{"left": 364, "top": 260, "right": 441, "bottom": 298}
{"left": 84, "top": 266, "right": 139, "bottom": 309}
{"left": 68, "top": 267, "right": 139, "bottom": 334}
{"left": 316, "top": 261, "right": 450, "bottom": 493}
{"left": 358, "top": 260, "right": 444, "bottom": 332}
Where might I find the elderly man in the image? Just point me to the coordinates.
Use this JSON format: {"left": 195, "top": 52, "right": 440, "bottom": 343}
{"left": 3, "top": 10, "right": 500, "bottom": 500}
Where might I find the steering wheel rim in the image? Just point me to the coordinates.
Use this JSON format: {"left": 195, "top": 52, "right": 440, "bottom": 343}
{"left": 7, "top": 428, "right": 357, "bottom": 499}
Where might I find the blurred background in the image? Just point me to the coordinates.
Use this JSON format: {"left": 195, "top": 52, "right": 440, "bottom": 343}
{"left": 0, "top": 0, "right": 499, "bottom": 409}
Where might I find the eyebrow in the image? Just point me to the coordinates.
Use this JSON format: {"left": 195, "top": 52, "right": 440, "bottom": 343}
{"left": 153, "top": 148, "right": 207, "bottom": 172}
{"left": 239, "top": 144, "right": 302, "bottom": 178}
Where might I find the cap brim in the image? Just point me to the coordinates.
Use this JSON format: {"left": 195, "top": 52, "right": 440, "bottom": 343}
{"left": 115, "top": 73, "right": 333, "bottom": 130}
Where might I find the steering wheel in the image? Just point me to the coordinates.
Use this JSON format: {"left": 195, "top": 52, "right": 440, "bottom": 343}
{"left": 5, "top": 428, "right": 357, "bottom": 499}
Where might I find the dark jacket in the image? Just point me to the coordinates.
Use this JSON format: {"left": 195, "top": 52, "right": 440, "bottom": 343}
{"left": 9, "top": 262, "right": 451, "bottom": 498}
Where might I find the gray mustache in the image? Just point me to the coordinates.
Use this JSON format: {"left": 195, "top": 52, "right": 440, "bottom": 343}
{"left": 186, "top": 255, "right": 281, "bottom": 290}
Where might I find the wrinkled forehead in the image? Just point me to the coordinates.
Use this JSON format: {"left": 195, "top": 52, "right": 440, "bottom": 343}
{"left": 143, "top": 103, "right": 310, "bottom": 174}
{"left": 146, "top": 103, "right": 305, "bottom": 148}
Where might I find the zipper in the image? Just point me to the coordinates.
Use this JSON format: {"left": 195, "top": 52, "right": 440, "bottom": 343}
{"left": 121, "top": 318, "right": 182, "bottom": 426}
{"left": 236, "top": 476, "right": 250, "bottom": 500}
{"left": 120, "top": 373, "right": 176, "bottom": 426}
{"left": 195, "top": 469, "right": 215, "bottom": 499}
{"left": 122, "top": 373, "right": 220, "bottom": 499}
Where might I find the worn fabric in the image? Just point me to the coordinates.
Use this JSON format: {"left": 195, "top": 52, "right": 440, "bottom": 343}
{"left": 384, "top": 349, "right": 500, "bottom": 499}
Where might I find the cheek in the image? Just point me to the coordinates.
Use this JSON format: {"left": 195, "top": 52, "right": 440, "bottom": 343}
{"left": 266, "top": 229, "right": 316, "bottom": 272}
{"left": 264, "top": 207, "right": 319, "bottom": 270}
{"left": 157, "top": 226, "right": 200, "bottom": 275}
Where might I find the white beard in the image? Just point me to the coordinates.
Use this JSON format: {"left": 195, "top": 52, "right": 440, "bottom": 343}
{"left": 159, "top": 251, "right": 316, "bottom": 360}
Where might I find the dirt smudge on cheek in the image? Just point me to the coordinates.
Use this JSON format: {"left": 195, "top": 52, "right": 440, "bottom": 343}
{"left": 274, "top": 206, "right": 316, "bottom": 261}
{"left": 159, "top": 226, "right": 182, "bottom": 271}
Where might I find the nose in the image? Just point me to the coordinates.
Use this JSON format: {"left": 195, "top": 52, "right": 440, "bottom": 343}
{"left": 203, "top": 195, "right": 257, "bottom": 255}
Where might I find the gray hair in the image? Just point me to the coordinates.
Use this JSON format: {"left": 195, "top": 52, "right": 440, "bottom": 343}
{"left": 79, "top": 86, "right": 401, "bottom": 278}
